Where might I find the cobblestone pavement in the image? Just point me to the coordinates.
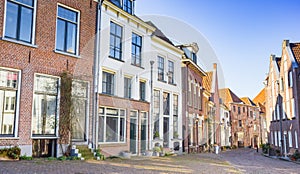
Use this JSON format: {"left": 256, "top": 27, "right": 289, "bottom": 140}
{"left": 220, "top": 148, "right": 300, "bottom": 174}
{"left": 0, "top": 148, "right": 299, "bottom": 174}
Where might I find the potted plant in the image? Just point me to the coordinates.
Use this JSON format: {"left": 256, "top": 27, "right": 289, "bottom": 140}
{"left": 153, "top": 146, "right": 161, "bottom": 156}
{"left": 173, "top": 132, "right": 179, "bottom": 139}
{"left": 154, "top": 131, "right": 160, "bottom": 139}
{"left": 121, "top": 151, "right": 131, "bottom": 159}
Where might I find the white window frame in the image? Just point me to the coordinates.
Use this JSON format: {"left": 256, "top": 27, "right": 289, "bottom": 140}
{"left": 274, "top": 131, "right": 278, "bottom": 146}
{"left": 99, "top": 107, "right": 126, "bottom": 144}
{"left": 288, "top": 131, "right": 293, "bottom": 147}
{"left": 291, "top": 98, "right": 295, "bottom": 118}
{"left": 289, "top": 71, "right": 293, "bottom": 87}
{"left": 55, "top": 3, "right": 80, "bottom": 57}
{"left": 3, "top": 0, "right": 37, "bottom": 46}
{"left": 31, "top": 73, "right": 61, "bottom": 138}
{"left": 0, "top": 67, "right": 21, "bottom": 138}
{"left": 295, "top": 131, "right": 298, "bottom": 148}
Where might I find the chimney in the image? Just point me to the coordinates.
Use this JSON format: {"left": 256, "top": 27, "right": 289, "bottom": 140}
{"left": 213, "top": 63, "right": 217, "bottom": 70}
{"left": 283, "top": 40, "right": 290, "bottom": 48}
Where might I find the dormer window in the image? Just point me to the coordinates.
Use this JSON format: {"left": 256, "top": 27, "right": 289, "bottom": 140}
{"left": 111, "top": 0, "right": 121, "bottom": 7}
{"left": 123, "top": 0, "right": 133, "bottom": 14}
{"left": 110, "top": 0, "right": 134, "bottom": 15}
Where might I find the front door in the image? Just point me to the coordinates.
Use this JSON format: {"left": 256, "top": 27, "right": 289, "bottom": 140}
{"left": 140, "top": 112, "right": 148, "bottom": 154}
{"left": 163, "top": 117, "right": 169, "bottom": 147}
{"left": 130, "top": 111, "right": 138, "bottom": 154}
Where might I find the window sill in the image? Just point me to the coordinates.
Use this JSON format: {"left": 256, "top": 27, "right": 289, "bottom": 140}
{"left": 54, "top": 50, "right": 80, "bottom": 58}
{"left": 158, "top": 79, "right": 167, "bottom": 83}
{"left": 0, "top": 136, "right": 19, "bottom": 140}
{"left": 168, "top": 82, "right": 177, "bottom": 86}
{"left": 98, "top": 142, "right": 127, "bottom": 147}
{"left": 131, "top": 63, "right": 144, "bottom": 69}
{"left": 31, "top": 136, "right": 59, "bottom": 139}
{"left": 1, "top": 37, "right": 38, "bottom": 48}
{"left": 108, "top": 56, "right": 125, "bottom": 62}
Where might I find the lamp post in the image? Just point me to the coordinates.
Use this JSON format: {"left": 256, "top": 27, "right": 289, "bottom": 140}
{"left": 284, "top": 131, "right": 287, "bottom": 158}
{"left": 276, "top": 80, "right": 284, "bottom": 156}
{"left": 149, "top": 60, "right": 155, "bottom": 150}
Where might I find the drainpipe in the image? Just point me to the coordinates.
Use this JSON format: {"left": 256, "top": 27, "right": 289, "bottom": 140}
{"left": 149, "top": 61, "right": 154, "bottom": 150}
{"left": 93, "top": 0, "right": 103, "bottom": 150}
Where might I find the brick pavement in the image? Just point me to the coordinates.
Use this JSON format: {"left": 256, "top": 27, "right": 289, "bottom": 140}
{"left": 0, "top": 148, "right": 299, "bottom": 174}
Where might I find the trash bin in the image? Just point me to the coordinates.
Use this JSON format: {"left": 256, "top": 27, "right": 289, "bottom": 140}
{"left": 214, "top": 145, "right": 219, "bottom": 154}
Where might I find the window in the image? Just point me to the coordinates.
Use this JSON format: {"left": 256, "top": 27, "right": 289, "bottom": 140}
{"left": 124, "top": 77, "right": 131, "bottom": 98}
{"left": 32, "top": 75, "right": 59, "bottom": 136}
{"left": 282, "top": 102, "right": 285, "bottom": 120}
{"left": 288, "top": 71, "right": 293, "bottom": 87}
{"left": 280, "top": 78, "right": 284, "bottom": 91}
{"left": 56, "top": 5, "right": 79, "bottom": 55}
{"left": 233, "top": 106, "right": 236, "bottom": 112}
{"left": 4, "top": 0, "right": 35, "bottom": 43}
{"left": 110, "top": 22, "right": 122, "bottom": 60}
{"left": 139, "top": 81, "right": 146, "bottom": 101}
{"left": 295, "top": 131, "right": 298, "bottom": 148}
{"left": 291, "top": 98, "right": 295, "bottom": 118}
{"left": 110, "top": 0, "right": 121, "bottom": 7}
{"left": 198, "top": 86, "right": 202, "bottom": 110}
{"left": 243, "top": 107, "right": 245, "bottom": 113}
{"left": 238, "top": 120, "right": 242, "bottom": 127}
{"left": 278, "top": 131, "right": 281, "bottom": 147}
{"left": 163, "top": 92, "right": 170, "bottom": 115}
{"left": 173, "top": 95, "right": 178, "bottom": 116}
{"left": 238, "top": 107, "right": 241, "bottom": 115}
{"left": 168, "top": 61, "right": 174, "bottom": 84}
{"left": 158, "top": 56, "right": 164, "bottom": 81}
{"left": 99, "top": 107, "right": 126, "bottom": 143}
{"left": 102, "top": 72, "right": 114, "bottom": 95}
{"left": 173, "top": 94, "right": 178, "bottom": 138}
{"left": 123, "top": 0, "right": 133, "bottom": 14}
{"left": 188, "top": 79, "right": 192, "bottom": 106}
{"left": 0, "top": 69, "right": 19, "bottom": 136}
{"left": 270, "top": 131, "right": 273, "bottom": 145}
{"left": 274, "top": 131, "right": 278, "bottom": 146}
{"left": 71, "top": 80, "right": 88, "bottom": 141}
{"left": 192, "top": 53, "right": 197, "bottom": 64}
{"left": 131, "top": 33, "right": 142, "bottom": 66}
{"left": 250, "top": 111, "right": 253, "bottom": 117}
{"left": 153, "top": 90, "right": 160, "bottom": 134}
{"left": 288, "top": 131, "right": 293, "bottom": 147}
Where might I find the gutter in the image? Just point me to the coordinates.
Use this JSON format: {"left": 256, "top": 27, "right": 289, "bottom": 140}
{"left": 93, "top": 0, "right": 103, "bottom": 150}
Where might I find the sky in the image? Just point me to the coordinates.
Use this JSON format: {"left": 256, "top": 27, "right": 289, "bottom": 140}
{"left": 135, "top": 0, "right": 300, "bottom": 99}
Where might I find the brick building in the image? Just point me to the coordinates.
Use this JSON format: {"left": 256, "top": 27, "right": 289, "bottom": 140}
{"left": 266, "top": 40, "right": 300, "bottom": 154}
{"left": 180, "top": 43, "right": 207, "bottom": 153}
{"left": 0, "top": 0, "right": 98, "bottom": 157}
{"left": 220, "top": 88, "right": 260, "bottom": 148}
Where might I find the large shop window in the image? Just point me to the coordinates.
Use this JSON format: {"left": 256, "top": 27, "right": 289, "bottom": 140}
{"left": 0, "top": 69, "right": 19, "bottom": 136}
{"left": 4, "top": 0, "right": 35, "bottom": 43}
{"left": 153, "top": 90, "right": 160, "bottom": 134}
{"left": 71, "top": 81, "right": 88, "bottom": 141}
{"left": 99, "top": 107, "right": 126, "bottom": 143}
{"left": 32, "top": 75, "right": 59, "bottom": 136}
{"left": 56, "top": 5, "right": 79, "bottom": 55}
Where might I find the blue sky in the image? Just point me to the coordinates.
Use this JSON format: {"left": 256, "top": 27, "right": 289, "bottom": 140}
{"left": 136, "top": 0, "right": 300, "bottom": 99}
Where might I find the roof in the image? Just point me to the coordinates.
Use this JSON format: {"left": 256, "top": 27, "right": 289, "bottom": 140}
{"left": 290, "top": 43, "right": 300, "bottom": 64}
{"left": 240, "top": 97, "right": 256, "bottom": 106}
{"left": 203, "top": 71, "right": 213, "bottom": 92}
{"left": 253, "top": 89, "right": 266, "bottom": 113}
{"left": 253, "top": 89, "right": 266, "bottom": 105}
{"left": 145, "top": 21, "right": 174, "bottom": 46}
{"left": 219, "top": 88, "right": 243, "bottom": 107}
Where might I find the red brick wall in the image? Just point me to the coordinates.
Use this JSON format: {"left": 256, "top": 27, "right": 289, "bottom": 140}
{"left": 0, "top": 0, "right": 97, "bottom": 146}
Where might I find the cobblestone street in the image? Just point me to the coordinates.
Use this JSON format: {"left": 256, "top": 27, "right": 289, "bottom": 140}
{"left": 0, "top": 148, "right": 299, "bottom": 174}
